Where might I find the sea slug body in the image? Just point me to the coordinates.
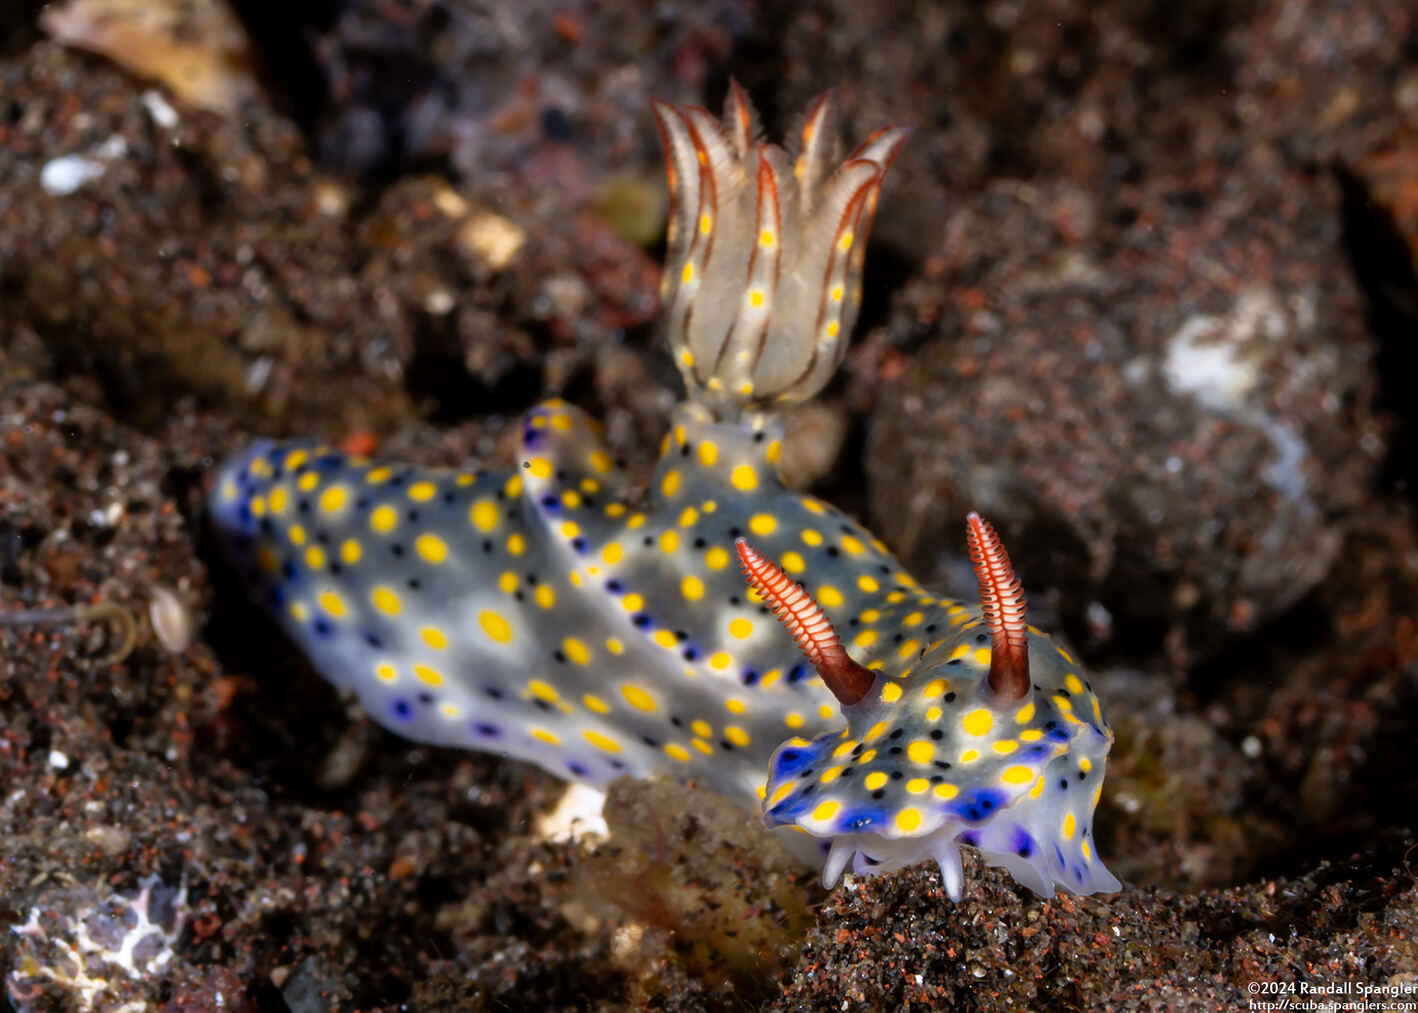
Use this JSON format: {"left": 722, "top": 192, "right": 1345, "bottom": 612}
{"left": 210, "top": 84, "right": 1120, "bottom": 901}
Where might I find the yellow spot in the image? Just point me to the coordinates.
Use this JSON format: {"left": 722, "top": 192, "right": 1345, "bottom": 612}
{"left": 289, "top": 602, "right": 308, "bottom": 622}
{"left": 681, "top": 575, "right": 704, "bottom": 601}
{"left": 470, "top": 501, "right": 497, "bottom": 532}
{"left": 825, "top": 320, "right": 840, "bottom": 339}
{"left": 906, "top": 778, "right": 930, "bottom": 794}
{"left": 371, "top": 586, "right": 401, "bottom": 615}
{"left": 907, "top": 741, "right": 935, "bottom": 764}
{"left": 627, "top": 513, "right": 646, "bottom": 529}
{"left": 925, "top": 707, "right": 943, "bottom": 722}
{"left": 421, "top": 627, "right": 448, "bottom": 649}
{"left": 863, "top": 771, "right": 888, "bottom": 790}
{"left": 1063, "top": 813, "right": 1077, "bottom": 839}
{"left": 895, "top": 808, "right": 921, "bottom": 832}
{"left": 479, "top": 611, "right": 513, "bottom": 643}
{"left": 725, "top": 726, "right": 749, "bottom": 747}
{"left": 838, "top": 230, "right": 854, "bottom": 252}
{"left": 786, "top": 712, "right": 804, "bottom": 729}
{"left": 526, "top": 458, "right": 553, "bottom": 481}
{"left": 415, "top": 533, "right": 448, "bottom": 564}
{"left": 505, "top": 475, "right": 523, "bottom": 497}
{"left": 366, "top": 467, "right": 391, "bottom": 484}
{"left": 1066, "top": 673, "right": 1085, "bottom": 695}
{"left": 1082, "top": 840, "right": 1093, "bottom": 862}
{"left": 860, "top": 609, "right": 880, "bottom": 624}
{"left": 601, "top": 542, "right": 623, "bottom": 564}
{"left": 972, "top": 647, "right": 991, "bottom": 666}
{"left": 812, "top": 801, "right": 840, "bottom": 822}
{"left": 318, "top": 590, "right": 345, "bottom": 617}
{"left": 584, "top": 730, "right": 621, "bottom": 753}
{"left": 664, "top": 743, "right": 691, "bottom": 762}
{"left": 748, "top": 513, "right": 776, "bottom": 535}
{"left": 681, "top": 262, "right": 694, "bottom": 284}
{"left": 830, "top": 284, "right": 844, "bottom": 302}
{"left": 563, "top": 638, "right": 590, "bottom": 665}
{"left": 661, "top": 470, "right": 681, "bottom": 497}
{"left": 298, "top": 472, "right": 319, "bottom": 493}
{"left": 820, "top": 765, "right": 844, "bottom": 784}
{"left": 923, "top": 679, "right": 947, "bottom": 697}
{"left": 934, "top": 783, "right": 959, "bottom": 799}
{"left": 768, "top": 783, "right": 794, "bottom": 808}
{"left": 371, "top": 505, "right": 397, "bottom": 533}
{"left": 1020, "top": 729, "right": 1043, "bottom": 742}
{"left": 880, "top": 682, "right": 903, "bottom": 703}
{"left": 622, "top": 593, "right": 644, "bottom": 612}
{"left": 653, "top": 629, "right": 677, "bottom": 649}
{"left": 833, "top": 739, "right": 857, "bottom": 758}
{"left": 817, "top": 585, "right": 844, "bottom": 608}
{"left": 748, "top": 288, "right": 766, "bottom": 308}
{"left": 678, "top": 506, "right": 699, "bottom": 527}
{"left": 865, "top": 720, "right": 888, "bottom": 741}
{"left": 561, "top": 489, "right": 582, "bottom": 509}
{"left": 705, "top": 546, "right": 729, "bottom": 570}
{"left": 766, "top": 440, "right": 781, "bottom": 463}
{"left": 903, "top": 611, "right": 924, "bottom": 627}
{"left": 340, "top": 539, "right": 362, "bottom": 565}
{"left": 1015, "top": 702, "right": 1036, "bottom": 724}
{"left": 659, "top": 530, "right": 679, "bottom": 553}
{"left": 731, "top": 464, "right": 758, "bottom": 491}
{"left": 497, "top": 572, "right": 517, "bottom": 594}
{"left": 550, "top": 413, "right": 572, "bottom": 432}
{"left": 1053, "top": 695, "right": 1073, "bottom": 712}
{"left": 729, "top": 618, "right": 753, "bottom": 639}
{"left": 949, "top": 644, "right": 970, "bottom": 661}
{"left": 456, "top": 474, "right": 474, "bottom": 486}
{"left": 375, "top": 664, "right": 396, "bottom": 683}
{"left": 267, "top": 488, "right": 286, "bottom": 513}
{"left": 413, "top": 664, "right": 443, "bottom": 686}
{"left": 959, "top": 749, "right": 980, "bottom": 763}
{"left": 533, "top": 585, "right": 555, "bottom": 609}
{"left": 285, "top": 449, "right": 309, "bottom": 470}
{"left": 531, "top": 728, "right": 559, "bottom": 746}
{"left": 621, "top": 685, "right": 655, "bottom": 712}
{"left": 802, "top": 528, "right": 823, "bottom": 546}
{"left": 853, "top": 630, "right": 877, "bottom": 648}
{"left": 858, "top": 575, "right": 880, "bottom": 593}
{"left": 439, "top": 703, "right": 461, "bottom": 719}
{"left": 408, "top": 481, "right": 436, "bottom": 502}
{"left": 696, "top": 441, "right": 719, "bottom": 468}
{"left": 963, "top": 709, "right": 994, "bottom": 736}
{"left": 1002, "top": 765, "right": 1034, "bottom": 785}
{"left": 528, "top": 681, "right": 558, "bottom": 703}
{"left": 840, "top": 535, "right": 864, "bottom": 555}
{"left": 287, "top": 524, "right": 306, "bottom": 546}
{"left": 993, "top": 739, "right": 1019, "bottom": 754}
{"left": 897, "top": 639, "right": 920, "bottom": 659}
{"left": 560, "top": 521, "right": 580, "bottom": 538}
{"left": 759, "top": 229, "right": 775, "bottom": 248}
{"left": 304, "top": 546, "right": 326, "bottom": 569}
{"left": 605, "top": 637, "right": 623, "bottom": 654}
{"left": 507, "top": 533, "right": 526, "bottom": 556}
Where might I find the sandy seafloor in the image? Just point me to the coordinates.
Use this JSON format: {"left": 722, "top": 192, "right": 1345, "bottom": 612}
{"left": 2, "top": 0, "right": 1417, "bottom": 1009}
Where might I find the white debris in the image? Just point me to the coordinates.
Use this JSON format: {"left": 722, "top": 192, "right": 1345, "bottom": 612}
{"left": 141, "top": 90, "right": 180, "bottom": 130}
{"left": 40, "top": 154, "right": 107, "bottom": 196}
{"left": 535, "top": 782, "right": 608, "bottom": 844}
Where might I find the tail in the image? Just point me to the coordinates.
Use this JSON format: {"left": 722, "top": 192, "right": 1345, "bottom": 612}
{"left": 652, "top": 83, "right": 909, "bottom": 421}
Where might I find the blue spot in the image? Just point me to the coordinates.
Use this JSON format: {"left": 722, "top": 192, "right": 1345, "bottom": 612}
{"left": 567, "top": 761, "right": 588, "bottom": 777}
{"left": 632, "top": 614, "right": 651, "bottom": 628}
{"left": 741, "top": 668, "right": 759, "bottom": 686}
{"left": 1010, "top": 826, "right": 1035, "bottom": 858}
{"left": 845, "top": 810, "right": 878, "bottom": 831}
{"left": 682, "top": 645, "right": 699, "bottom": 661}
{"left": 313, "top": 619, "right": 332, "bottom": 637}
{"left": 772, "top": 746, "right": 815, "bottom": 779}
{"left": 787, "top": 663, "right": 807, "bottom": 683}
{"left": 606, "top": 579, "right": 623, "bottom": 592}
{"left": 474, "top": 723, "right": 500, "bottom": 738}
{"left": 951, "top": 788, "right": 1005, "bottom": 824}
{"left": 571, "top": 537, "right": 587, "bottom": 552}
{"left": 958, "top": 830, "right": 980, "bottom": 847}
{"left": 540, "top": 495, "right": 559, "bottom": 511}
{"left": 391, "top": 699, "right": 413, "bottom": 721}
{"left": 364, "top": 632, "right": 382, "bottom": 648}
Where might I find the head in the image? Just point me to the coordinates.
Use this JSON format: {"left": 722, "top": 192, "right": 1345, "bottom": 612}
{"left": 738, "top": 516, "right": 1120, "bottom": 900}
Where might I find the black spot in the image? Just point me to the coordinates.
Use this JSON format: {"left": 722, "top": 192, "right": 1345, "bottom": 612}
{"left": 356, "top": 496, "right": 370, "bottom": 509}
{"left": 892, "top": 633, "right": 904, "bottom": 643}
{"left": 930, "top": 774, "right": 944, "bottom": 784}
{"left": 800, "top": 768, "right": 815, "bottom": 779}
{"left": 670, "top": 716, "right": 684, "bottom": 727}
{"left": 840, "top": 767, "right": 855, "bottom": 778}
{"left": 680, "top": 443, "right": 690, "bottom": 457}
{"left": 851, "top": 743, "right": 864, "bottom": 756}
{"left": 728, "top": 526, "right": 742, "bottom": 538}
{"left": 316, "top": 531, "right": 330, "bottom": 544}
{"left": 552, "top": 650, "right": 566, "bottom": 663}
{"left": 484, "top": 686, "right": 503, "bottom": 700}
{"left": 475, "top": 723, "right": 500, "bottom": 737}
{"left": 391, "top": 544, "right": 405, "bottom": 557}
{"left": 719, "top": 740, "right": 734, "bottom": 750}
{"left": 514, "top": 591, "right": 525, "bottom": 601}
{"left": 975, "top": 633, "right": 987, "bottom": 643}
{"left": 330, "top": 562, "right": 344, "bottom": 576}
{"left": 364, "top": 632, "right": 382, "bottom": 648}
{"left": 879, "top": 565, "right": 890, "bottom": 574}
{"left": 1045, "top": 721, "right": 1058, "bottom": 730}
{"left": 281, "top": 560, "right": 297, "bottom": 581}
{"left": 533, "top": 699, "right": 552, "bottom": 712}
{"left": 674, "top": 629, "right": 688, "bottom": 641}
{"left": 888, "top": 746, "right": 902, "bottom": 755}
{"left": 890, "top": 771, "right": 903, "bottom": 780}
{"left": 388, "top": 475, "right": 406, "bottom": 488}
{"left": 934, "top": 761, "right": 952, "bottom": 770}
{"left": 693, "top": 537, "right": 707, "bottom": 548}
{"left": 741, "top": 669, "right": 759, "bottom": 685}
{"left": 826, "top": 546, "right": 840, "bottom": 557}
{"left": 930, "top": 729, "right": 943, "bottom": 740}
{"left": 729, "top": 595, "right": 741, "bottom": 606}
{"left": 801, "top": 783, "right": 816, "bottom": 796}
{"left": 752, "top": 431, "right": 765, "bottom": 443}
{"left": 1057, "top": 688, "right": 1071, "bottom": 698}
{"left": 925, "top": 624, "right": 937, "bottom": 633}
{"left": 298, "top": 500, "right": 311, "bottom": 514}
{"left": 407, "top": 578, "right": 421, "bottom": 590}
{"left": 605, "top": 579, "right": 623, "bottom": 593}
{"left": 643, "top": 536, "right": 654, "bottom": 545}
{"left": 482, "top": 540, "right": 494, "bottom": 553}
{"left": 442, "top": 492, "right": 456, "bottom": 504}
{"left": 944, "top": 692, "right": 956, "bottom": 702}
{"left": 1059, "top": 778, "right": 1069, "bottom": 789}
{"left": 889, "top": 728, "right": 904, "bottom": 740}
{"left": 406, "top": 509, "right": 420, "bottom": 522}
{"left": 871, "top": 790, "right": 885, "bottom": 799}
{"left": 947, "top": 658, "right": 961, "bottom": 667}
{"left": 1079, "top": 770, "right": 1087, "bottom": 780}
{"left": 641, "top": 735, "right": 661, "bottom": 747}
{"left": 632, "top": 614, "right": 651, "bottom": 628}
{"left": 608, "top": 759, "right": 625, "bottom": 771}
{"left": 682, "top": 647, "right": 698, "bottom": 661}
{"left": 571, "top": 537, "right": 588, "bottom": 552}
{"left": 848, "top": 617, "right": 859, "bottom": 626}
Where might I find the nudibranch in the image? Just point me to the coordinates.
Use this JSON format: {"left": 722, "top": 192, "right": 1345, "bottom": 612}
{"left": 209, "top": 85, "right": 1120, "bottom": 900}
